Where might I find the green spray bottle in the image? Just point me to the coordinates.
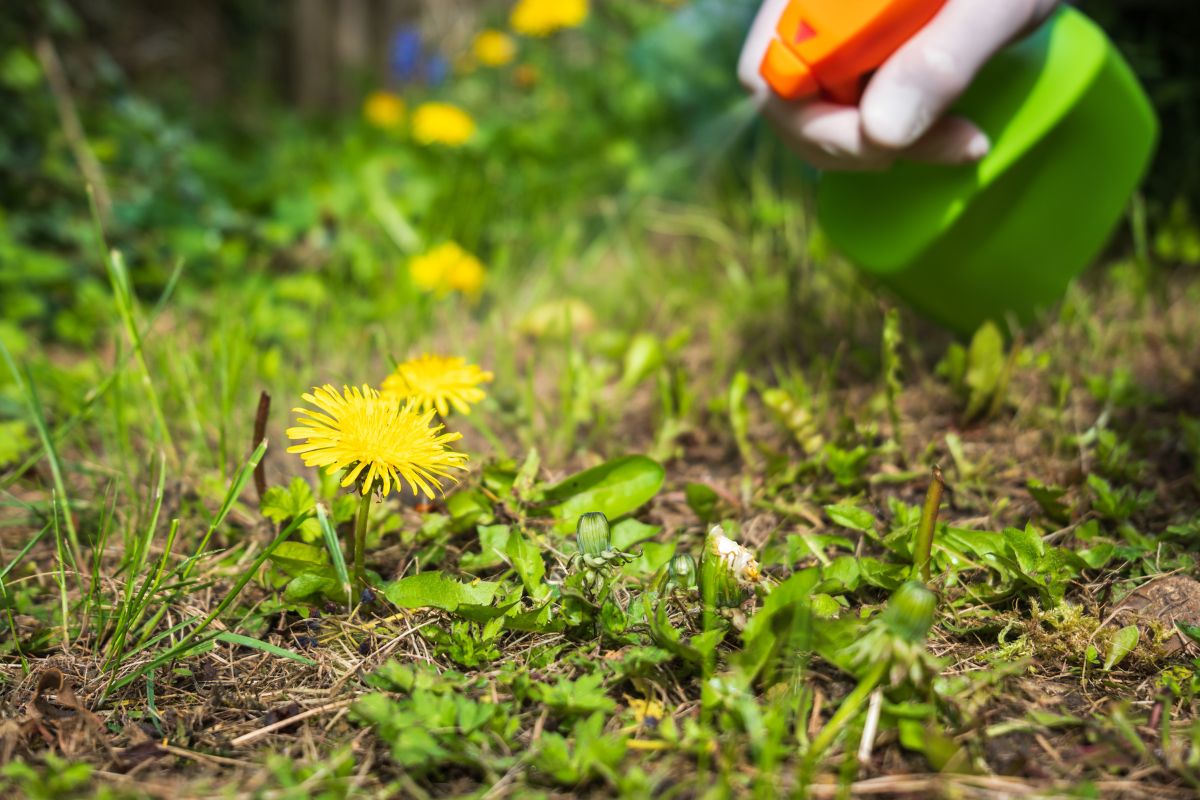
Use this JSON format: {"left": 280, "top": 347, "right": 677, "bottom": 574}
{"left": 757, "top": 1, "right": 1158, "bottom": 334}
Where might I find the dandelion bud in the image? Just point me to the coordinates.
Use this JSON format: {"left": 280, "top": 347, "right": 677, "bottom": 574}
{"left": 576, "top": 512, "right": 611, "bottom": 557}
{"left": 667, "top": 552, "right": 697, "bottom": 589}
{"left": 700, "top": 526, "right": 758, "bottom": 609}
{"left": 881, "top": 580, "right": 937, "bottom": 644}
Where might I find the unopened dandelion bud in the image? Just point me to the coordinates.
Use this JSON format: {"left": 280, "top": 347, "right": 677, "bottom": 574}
{"left": 881, "top": 580, "right": 937, "bottom": 644}
{"left": 576, "top": 512, "right": 611, "bottom": 557}
{"left": 700, "top": 526, "right": 756, "bottom": 609}
{"left": 668, "top": 552, "right": 697, "bottom": 589}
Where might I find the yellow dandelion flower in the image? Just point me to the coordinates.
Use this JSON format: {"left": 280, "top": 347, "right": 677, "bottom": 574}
{"left": 510, "top": 0, "right": 588, "bottom": 37}
{"left": 408, "top": 242, "right": 486, "bottom": 296}
{"left": 286, "top": 384, "right": 468, "bottom": 497}
{"left": 363, "top": 91, "right": 406, "bottom": 130}
{"left": 473, "top": 29, "right": 517, "bottom": 67}
{"left": 411, "top": 102, "right": 476, "bottom": 147}
{"left": 381, "top": 355, "right": 494, "bottom": 416}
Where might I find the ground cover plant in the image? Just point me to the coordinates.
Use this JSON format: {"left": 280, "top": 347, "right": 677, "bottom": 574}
{"left": 3, "top": 1, "right": 1200, "bottom": 798}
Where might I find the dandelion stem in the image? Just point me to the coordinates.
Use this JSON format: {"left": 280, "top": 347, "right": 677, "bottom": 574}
{"left": 353, "top": 490, "right": 371, "bottom": 587}
{"left": 803, "top": 659, "right": 889, "bottom": 777}
{"left": 913, "top": 466, "right": 944, "bottom": 583}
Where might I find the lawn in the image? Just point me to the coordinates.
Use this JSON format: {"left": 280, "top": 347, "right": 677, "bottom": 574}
{"left": 3, "top": 1, "right": 1200, "bottom": 798}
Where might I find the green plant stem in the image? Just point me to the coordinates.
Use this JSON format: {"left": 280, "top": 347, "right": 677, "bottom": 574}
{"left": 913, "top": 466, "right": 945, "bottom": 583}
{"left": 803, "top": 659, "right": 889, "bottom": 776}
{"left": 353, "top": 490, "right": 371, "bottom": 588}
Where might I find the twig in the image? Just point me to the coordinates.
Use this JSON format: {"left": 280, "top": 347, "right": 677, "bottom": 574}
{"left": 33, "top": 36, "right": 113, "bottom": 225}
{"left": 253, "top": 391, "right": 271, "bottom": 502}
{"left": 856, "top": 686, "right": 884, "bottom": 764}
{"left": 913, "top": 466, "right": 945, "bottom": 583}
{"left": 229, "top": 697, "right": 356, "bottom": 747}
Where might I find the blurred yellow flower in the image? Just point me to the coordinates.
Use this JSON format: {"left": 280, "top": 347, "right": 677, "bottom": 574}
{"left": 411, "top": 102, "right": 476, "bottom": 146}
{"left": 473, "top": 29, "right": 517, "bottom": 67}
{"left": 286, "top": 384, "right": 468, "bottom": 497}
{"left": 363, "top": 91, "right": 406, "bottom": 130}
{"left": 510, "top": 0, "right": 589, "bottom": 37}
{"left": 382, "top": 355, "right": 494, "bottom": 416}
{"left": 409, "top": 242, "right": 486, "bottom": 296}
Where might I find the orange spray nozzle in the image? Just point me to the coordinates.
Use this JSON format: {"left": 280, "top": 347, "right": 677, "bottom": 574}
{"left": 760, "top": 0, "right": 947, "bottom": 104}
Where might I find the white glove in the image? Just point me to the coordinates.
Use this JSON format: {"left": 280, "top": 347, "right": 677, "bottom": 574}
{"left": 738, "top": 0, "right": 1060, "bottom": 170}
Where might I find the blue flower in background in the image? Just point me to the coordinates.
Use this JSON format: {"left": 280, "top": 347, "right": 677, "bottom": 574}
{"left": 389, "top": 26, "right": 424, "bottom": 82}
{"left": 425, "top": 54, "right": 448, "bottom": 86}
{"left": 388, "top": 25, "right": 449, "bottom": 86}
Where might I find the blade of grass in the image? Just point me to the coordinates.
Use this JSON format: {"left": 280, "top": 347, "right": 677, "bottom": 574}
{"left": 105, "top": 510, "right": 310, "bottom": 694}
{"left": 51, "top": 490, "right": 71, "bottom": 651}
{"left": 0, "top": 341, "right": 82, "bottom": 571}
{"left": 113, "top": 440, "right": 268, "bottom": 665}
{"left": 1, "top": 257, "right": 184, "bottom": 493}
{"left": 105, "top": 453, "right": 167, "bottom": 664}
{"left": 88, "top": 186, "right": 174, "bottom": 460}
{"left": 178, "top": 439, "right": 269, "bottom": 584}
{"left": 215, "top": 632, "right": 316, "bottom": 667}
{"left": 316, "top": 503, "right": 352, "bottom": 611}
{"left": 0, "top": 521, "right": 50, "bottom": 675}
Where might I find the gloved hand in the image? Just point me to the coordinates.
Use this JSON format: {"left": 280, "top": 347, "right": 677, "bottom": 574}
{"left": 738, "top": 0, "right": 1060, "bottom": 170}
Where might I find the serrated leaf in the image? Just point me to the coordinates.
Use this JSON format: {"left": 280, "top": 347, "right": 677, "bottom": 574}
{"left": 1103, "top": 625, "right": 1139, "bottom": 670}
{"left": 461, "top": 524, "right": 513, "bottom": 573}
{"left": 1002, "top": 526, "right": 1045, "bottom": 576}
{"left": 261, "top": 477, "right": 322, "bottom": 541}
{"left": 384, "top": 571, "right": 500, "bottom": 611}
{"left": 506, "top": 530, "right": 550, "bottom": 601}
{"left": 542, "top": 456, "right": 665, "bottom": 533}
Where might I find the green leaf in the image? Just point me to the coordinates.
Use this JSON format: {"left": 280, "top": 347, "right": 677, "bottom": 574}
{"left": 1001, "top": 526, "right": 1045, "bottom": 576}
{"left": 964, "top": 321, "right": 1005, "bottom": 420}
{"left": 461, "top": 524, "right": 512, "bottom": 573}
{"left": 1027, "top": 479, "right": 1071, "bottom": 524}
{"left": 506, "top": 530, "right": 550, "bottom": 601}
{"left": 684, "top": 483, "right": 719, "bottom": 523}
{"left": 1103, "top": 625, "right": 1139, "bottom": 671}
{"left": 858, "top": 558, "right": 907, "bottom": 590}
{"left": 622, "top": 541, "right": 675, "bottom": 577}
{"left": 316, "top": 503, "right": 351, "bottom": 609}
{"left": 824, "top": 504, "right": 877, "bottom": 535}
{"left": 261, "top": 477, "right": 321, "bottom": 541}
{"left": 621, "top": 333, "right": 665, "bottom": 389}
{"left": 269, "top": 541, "right": 328, "bottom": 576}
{"left": 610, "top": 518, "right": 661, "bottom": 550}
{"left": 283, "top": 567, "right": 340, "bottom": 602}
{"left": 1176, "top": 622, "right": 1200, "bottom": 647}
{"left": 216, "top": 631, "right": 316, "bottom": 666}
{"left": 542, "top": 456, "right": 665, "bottom": 533}
{"left": 737, "top": 568, "right": 820, "bottom": 684}
{"left": 385, "top": 571, "right": 500, "bottom": 611}
{"left": 535, "top": 673, "right": 616, "bottom": 717}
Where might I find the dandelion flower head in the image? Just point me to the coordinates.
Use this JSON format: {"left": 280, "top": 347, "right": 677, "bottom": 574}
{"left": 382, "top": 355, "right": 494, "bottom": 416}
{"left": 286, "top": 384, "right": 468, "bottom": 497}
{"left": 708, "top": 526, "right": 762, "bottom": 584}
{"left": 473, "top": 29, "right": 517, "bottom": 67}
{"left": 411, "top": 102, "right": 476, "bottom": 146}
{"left": 409, "top": 242, "right": 486, "bottom": 296}
{"left": 363, "top": 91, "right": 406, "bottom": 130}
{"left": 511, "top": 0, "right": 588, "bottom": 36}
